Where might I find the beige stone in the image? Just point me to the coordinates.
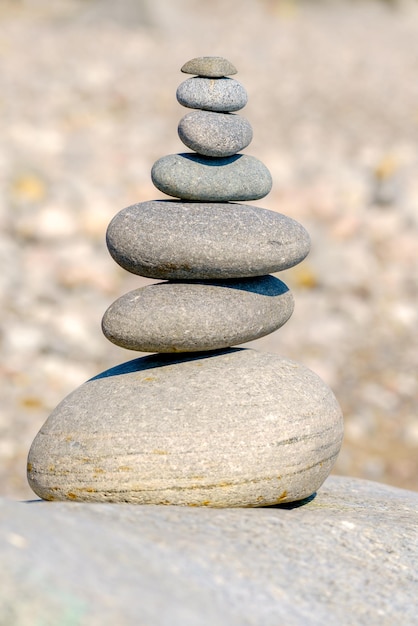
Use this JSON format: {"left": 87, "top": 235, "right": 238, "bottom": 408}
{"left": 27, "top": 349, "right": 343, "bottom": 506}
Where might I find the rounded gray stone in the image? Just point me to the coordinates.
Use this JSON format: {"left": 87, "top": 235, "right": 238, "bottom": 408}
{"left": 181, "top": 56, "right": 238, "bottom": 77}
{"left": 27, "top": 348, "right": 343, "bottom": 506}
{"left": 101, "top": 276, "right": 294, "bottom": 352}
{"left": 151, "top": 153, "right": 272, "bottom": 201}
{"left": 176, "top": 77, "right": 248, "bottom": 112}
{"left": 178, "top": 111, "right": 253, "bottom": 157}
{"left": 106, "top": 201, "right": 311, "bottom": 280}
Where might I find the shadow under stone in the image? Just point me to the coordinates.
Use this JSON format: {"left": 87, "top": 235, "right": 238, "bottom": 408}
{"left": 90, "top": 347, "right": 243, "bottom": 381}
{"left": 265, "top": 492, "right": 317, "bottom": 509}
{"left": 159, "top": 275, "right": 290, "bottom": 297}
{"left": 180, "top": 152, "right": 242, "bottom": 166}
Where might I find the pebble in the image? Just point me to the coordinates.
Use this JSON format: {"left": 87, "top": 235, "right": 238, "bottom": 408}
{"left": 151, "top": 153, "right": 272, "bottom": 201}
{"left": 181, "top": 56, "right": 238, "bottom": 77}
{"left": 176, "top": 77, "right": 248, "bottom": 112}
{"left": 27, "top": 349, "right": 343, "bottom": 506}
{"left": 101, "top": 277, "right": 294, "bottom": 352}
{"left": 106, "top": 201, "right": 311, "bottom": 280}
{"left": 178, "top": 110, "right": 253, "bottom": 157}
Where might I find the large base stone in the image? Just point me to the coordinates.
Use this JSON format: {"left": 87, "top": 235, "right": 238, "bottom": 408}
{"left": 1, "top": 477, "right": 417, "bottom": 626}
{"left": 27, "top": 349, "right": 343, "bottom": 506}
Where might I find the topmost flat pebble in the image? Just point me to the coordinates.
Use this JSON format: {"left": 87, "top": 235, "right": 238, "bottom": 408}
{"left": 181, "top": 56, "right": 237, "bottom": 77}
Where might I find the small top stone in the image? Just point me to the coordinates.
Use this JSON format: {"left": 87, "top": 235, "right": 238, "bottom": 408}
{"left": 181, "top": 56, "right": 237, "bottom": 77}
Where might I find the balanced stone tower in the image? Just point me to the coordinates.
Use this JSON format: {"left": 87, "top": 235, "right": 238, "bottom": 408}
{"left": 27, "top": 57, "right": 343, "bottom": 506}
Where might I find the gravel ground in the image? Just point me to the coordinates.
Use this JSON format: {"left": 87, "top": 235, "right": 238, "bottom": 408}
{"left": 1, "top": 0, "right": 417, "bottom": 499}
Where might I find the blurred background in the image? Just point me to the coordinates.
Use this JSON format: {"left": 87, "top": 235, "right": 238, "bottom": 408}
{"left": 1, "top": 0, "right": 417, "bottom": 499}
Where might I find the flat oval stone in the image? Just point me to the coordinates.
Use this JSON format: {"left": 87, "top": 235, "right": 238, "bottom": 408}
{"left": 106, "top": 201, "right": 311, "bottom": 280}
{"left": 101, "top": 276, "right": 294, "bottom": 352}
{"left": 178, "top": 111, "right": 253, "bottom": 157}
{"left": 181, "top": 56, "right": 238, "bottom": 77}
{"left": 176, "top": 77, "right": 247, "bottom": 112}
{"left": 151, "top": 153, "right": 272, "bottom": 201}
{"left": 27, "top": 348, "right": 344, "bottom": 506}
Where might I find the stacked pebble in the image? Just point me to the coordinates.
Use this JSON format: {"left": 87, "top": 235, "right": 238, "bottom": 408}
{"left": 27, "top": 57, "right": 344, "bottom": 507}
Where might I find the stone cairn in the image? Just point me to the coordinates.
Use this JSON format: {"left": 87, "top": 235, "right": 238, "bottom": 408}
{"left": 28, "top": 57, "right": 343, "bottom": 507}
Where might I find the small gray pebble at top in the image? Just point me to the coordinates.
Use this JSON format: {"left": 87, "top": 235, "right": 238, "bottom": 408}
{"left": 151, "top": 153, "right": 272, "bottom": 201}
{"left": 181, "top": 56, "right": 238, "bottom": 77}
{"left": 176, "top": 77, "right": 248, "bottom": 112}
{"left": 178, "top": 110, "right": 253, "bottom": 157}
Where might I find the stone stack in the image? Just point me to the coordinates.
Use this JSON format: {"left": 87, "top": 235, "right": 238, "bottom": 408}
{"left": 27, "top": 57, "right": 343, "bottom": 507}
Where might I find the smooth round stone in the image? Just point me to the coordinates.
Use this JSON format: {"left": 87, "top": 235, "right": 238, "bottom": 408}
{"left": 151, "top": 153, "right": 272, "bottom": 201}
{"left": 178, "top": 111, "right": 253, "bottom": 157}
{"left": 176, "top": 77, "right": 247, "bottom": 112}
{"left": 181, "top": 56, "right": 238, "bottom": 77}
{"left": 27, "top": 348, "right": 344, "bottom": 506}
{"left": 106, "top": 201, "right": 311, "bottom": 280}
{"left": 101, "top": 276, "right": 294, "bottom": 352}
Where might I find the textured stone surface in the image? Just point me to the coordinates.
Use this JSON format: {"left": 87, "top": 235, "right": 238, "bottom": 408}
{"left": 3, "top": 477, "right": 417, "bottom": 626}
{"left": 106, "top": 201, "right": 311, "bottom": 280}
{"left": 178, "top": 110, "right": 253, "bottom": 157}
{"left": 27, "top": 349, "right": 343, "bottom": 506}
{"left": 151, "top": 153, "right": 272, "bottom": 201}
{"left": 181, "top": 56, "right": 238, "bottom": 77}
{"left": 101, "top": 276, "right": 294, "bottom": 352}
{"left": 176, "top": 77, "right": 248, "bottom": 112}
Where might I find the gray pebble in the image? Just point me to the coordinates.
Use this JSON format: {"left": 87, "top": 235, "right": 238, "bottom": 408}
{"left": 151, "top": 153, "right": 272, "bottom": 201}
{"left": 106, "top": 201, "right": 311, "bottom": 280}
{"left": 178, "top": 110, "right": 253, "bottom": 157}
{"left": 176, "top": 77, "right": 248, "bottom": 112}
{"left": 27, "top": 348, "right": 343, "bottom": 506}
{"left": 181, "top": 56, "right": 238, "bottom": 77}
{"left": 101, "top": 276, "right": 294, "bottom": 352}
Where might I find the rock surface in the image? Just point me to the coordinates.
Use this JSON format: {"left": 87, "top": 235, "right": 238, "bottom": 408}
{"left": 176, "top": 77, "right": 248, "bottom": 111}
{"left": 27, "top": 349, "right": 343, "bottom": 506}
{"left": 151, "top": 153, "right": 272, "bottom": 201}
{"left": 106, "top": 201, "right": 310, "bottom": 280}
{"left": 101, "top": 277, "right": 294, "bottom": 352}
{"left": 178, "top": 110, "right": 253, "bottom": 156}
{"left": 181, "top": 56, "right": 238, "bottom": 77}
{"left": 1, "top": 476, "right": 417, "bottom": 626}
